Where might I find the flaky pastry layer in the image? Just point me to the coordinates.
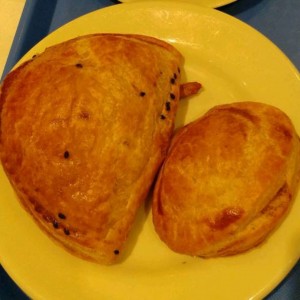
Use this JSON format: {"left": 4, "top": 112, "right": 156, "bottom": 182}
{"left": 152, "top": 102, "right": 300, "bottom": 257}
{"left": 0, "top": 34, "right": 184, "bottom": 264}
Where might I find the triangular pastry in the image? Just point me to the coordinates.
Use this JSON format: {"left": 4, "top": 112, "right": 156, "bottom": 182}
{"left": 0, "top": 34, "right": 188, "bottom": 264}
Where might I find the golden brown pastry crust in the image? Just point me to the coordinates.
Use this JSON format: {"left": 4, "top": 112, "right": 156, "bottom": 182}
{"left": 152, "top": 102, "right": 300, "bottom": 257}
{"left": 0, "top": 34, "right": 183, "bottom": 264}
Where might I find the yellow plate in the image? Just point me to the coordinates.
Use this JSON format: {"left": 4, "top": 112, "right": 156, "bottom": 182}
{"left": 119, "top": 0, "right": 237, "bottom": 8}
{"left": 1, "top": 1, "right": 300, "bottom": 299}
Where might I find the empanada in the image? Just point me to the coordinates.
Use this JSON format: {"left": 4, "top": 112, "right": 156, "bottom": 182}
{"left": 0, "top": 34, "right": 186, "bottom": 264}
{"left": 152, "top": 102, "right": 300, "bottom": 257}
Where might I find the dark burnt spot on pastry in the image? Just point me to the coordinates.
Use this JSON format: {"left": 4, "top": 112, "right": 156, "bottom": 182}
{"left": 209, "top": 207, "right": 244, "bottom": 230}
{"left": 177, "top": 67, "right": 181, "bottom": 74}
{"left": 28, "top": 196, "right": 35, "bottom": 204}
{"left": 114, "top": 249, "right": 120, "bottom": 255}
{"left": 279, "top": 126, "right": 293, "bottom": 139}
{"left": 34, "top": 204, "right": 43, "bottom": 213}
{"left": 64, "top": 151, "right": 70, "bottom": 159}
{"left": 79, "top": 110, "right": 90, "bottom": 120}
{"left": 165, "top": 102, "right": 171, "bottom": 111}
{"left": 64, "top": 228, "right": 70, "bottom": 235}
{"left": 273, "top": 124, "right": 293, "bottom": 142}
{"left": 271, "top": 125, "right": 293, "bottom": 156}
{"left": 75, "top": 63, "right": 83, "bottom": 68}
{"left": 262, "top": 183, "right": 291, "bottom": 216}
{"left": 276, "top": 183, "right": 288, "bottom": 197}
{"left": 173, "top": 73, "right": 177, "bottom": 80}
{"left": 170, "top": 78, "right": 176, "bottom": 85}
{"left": 58, "top": 212, "right": 66, "bottom": 220}
{"left": 221, "top": 107, "right": 259, "bottom": 124}
{"left": 139, "top": 91, "right": 146, "bottom": 97}
{"left": 32, "top": 54, "right": 37, "bottom": 59}
{"left": 170, "top": 93, "right": 176, "bottom": 100}
{"left": 53, "top": 219, "right": 59, "bottom": 229}
{"left": 160, "top": 114, "right": 166, "bottom": 120}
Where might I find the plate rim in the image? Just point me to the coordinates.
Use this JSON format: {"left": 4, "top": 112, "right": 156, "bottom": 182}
{"left": 118, "top": 0, "right": 238, "bottom": 9}
{"left": 0, "top": 2, "right": 300, "bottom": 300}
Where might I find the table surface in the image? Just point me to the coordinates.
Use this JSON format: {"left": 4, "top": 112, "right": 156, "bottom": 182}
{"left": 0, "top": 0, "right": 300, "bottom": 299}
{"left": 0, "top": 0, "right": 25, "bottom": 77}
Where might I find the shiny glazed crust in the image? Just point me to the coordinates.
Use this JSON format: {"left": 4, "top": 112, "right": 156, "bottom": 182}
{"left": 0, "top": 34, "right": 183, "bottom": 264}
{"left": 152, "top": 102, "right": 300, "bottom": 257}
